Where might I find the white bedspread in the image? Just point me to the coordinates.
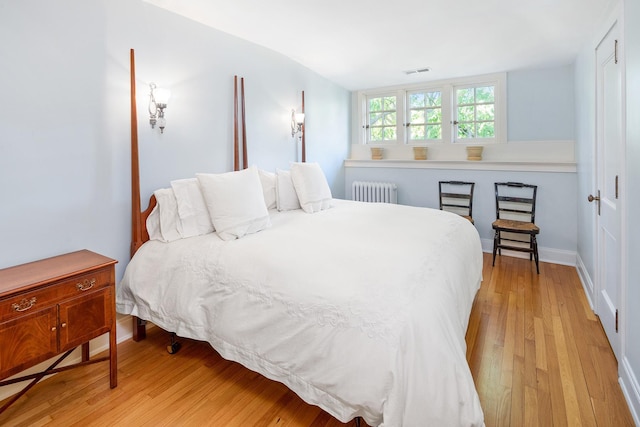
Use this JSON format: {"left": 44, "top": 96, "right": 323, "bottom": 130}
{"left": 117, "top": 199, "right": 484, "bottom": 426}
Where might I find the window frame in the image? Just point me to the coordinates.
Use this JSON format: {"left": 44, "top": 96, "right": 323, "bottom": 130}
{"left": 357, "top": 73, "right": 506, "bottom": 145}
{"left": 364, "top": 93, "right": 400, "bottom": 143}
{"left": 406, "top": 88, "right": 447, "bottom": 143}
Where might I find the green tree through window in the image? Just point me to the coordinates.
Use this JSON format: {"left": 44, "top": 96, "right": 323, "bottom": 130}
{"left": 455, "top": 85, "right": 495, "bottom": 139}
{"left": 367, "top": 95, "right": 397, "bottom": 141}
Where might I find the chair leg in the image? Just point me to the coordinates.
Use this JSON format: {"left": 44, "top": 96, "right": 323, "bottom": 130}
{"left": 492, "top": 230, "right": 499, "bottom": 266}
{"left": 533, "top": 235, "right": 539, "bottom": 274}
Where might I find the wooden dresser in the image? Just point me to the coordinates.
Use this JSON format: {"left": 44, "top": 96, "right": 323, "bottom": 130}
{"left": 0, "top": 250, "right": 118, "bottom": 412}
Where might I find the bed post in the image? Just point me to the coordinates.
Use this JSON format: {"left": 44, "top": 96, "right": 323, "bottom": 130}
{"left": 241, "top": 77, "right": 248, "bottom": 169}
{"left": 233, "top": 75, "right": 248, "bottom": 171}
{"left": 301, "top": 90, "right": 306, "bottom": 163}
{"left": 129, "top": 48, "right": 146, "bottom": 342}
{"left": 233, "top": 76, "right": 240, "bottom": 172}
{"left": 130, "top": 48, "right": 142, "bottom": 258}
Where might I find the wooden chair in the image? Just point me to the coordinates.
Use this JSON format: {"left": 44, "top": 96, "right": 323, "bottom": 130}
{"left": 439, "top": 181, "right": 475, "bottom": 224}
{"left": 492, "top": 182, "right": 540, "bottom": 273}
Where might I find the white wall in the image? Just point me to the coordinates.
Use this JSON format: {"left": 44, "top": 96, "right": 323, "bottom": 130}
{"left": 0, "top": 0, "right": 350, "bottom": 282}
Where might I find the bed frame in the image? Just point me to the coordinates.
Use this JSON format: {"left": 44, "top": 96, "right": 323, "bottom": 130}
{"left": 128, "top": 49, "right": 306, "bottom": 341}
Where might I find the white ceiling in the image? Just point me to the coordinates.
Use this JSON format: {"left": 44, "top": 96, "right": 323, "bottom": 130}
{"left": 144, "top": 0, "right": 615, "bottom": 91}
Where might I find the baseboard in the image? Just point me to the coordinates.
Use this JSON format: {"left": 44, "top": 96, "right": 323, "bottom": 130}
{"left": 575, "top": 253, "right": 595, "bottom": 310}
{"left": 620, "top": 356, "right": 640, "bottom": 426}
{"left": 480, "top": 238, "right": 577, "bottom": 266}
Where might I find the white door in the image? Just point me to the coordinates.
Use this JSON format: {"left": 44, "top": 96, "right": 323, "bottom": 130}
{"left": 594, "top": 24, "right": 622, "bottom": 361}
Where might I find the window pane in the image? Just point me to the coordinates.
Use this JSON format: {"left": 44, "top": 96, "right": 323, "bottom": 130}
{"left": 426, "top": 108, "right": 441, "bottom": 124}
{"left": 457, "top": 88, "right": 474, "bottom": 105}
{"left": 477, "top": 122, "right": 495, "bottom": 137}
{"left": 369, "top": 113, "right": 383, "bottom": 126}
{"left": 383, "top": 96, "right": 396, "bottom": 110}
{"left": 426, "top": 125, "right": 442, "bottom": 139}
{"left": 426, "top": 91, "right": 441, "bottom": 107}
{"left": 411, "top": 110, "right": 425, "bottom": 124}
{"left": 476, "top": 86, "right": 494, "bottom": 103}
{"left": 411, "top": 125, "right": 425, "bottom": 139}
{"left": 458, "top": 106, "right": 475, "bottom": 122}
{"left": 383, "top": 127, "right": 396, "bottom": 140}
{"left": 369, "top": 98, "right": 382, "bottom": 112}
{"left": 383, "top": 112, "right": 396, "bottom": 126}
{"left": 477, "top": 104, "right": 494, "bottom": 121}
{"left": 458, "top": 123, "right": 474, "bottom": 138}
{"left": 410, "top": 93, "right": 425, "bottom": 108}
{"left": 370, "top": 127, "right": 383, "bottom": 141}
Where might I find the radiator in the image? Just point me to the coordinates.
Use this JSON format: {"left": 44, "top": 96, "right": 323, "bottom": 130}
{"left": 352, "top": 181, "right": 397, "bottom": 204}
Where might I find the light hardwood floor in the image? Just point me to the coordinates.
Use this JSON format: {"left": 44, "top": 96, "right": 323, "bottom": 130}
{"left": 0, "top": 254, "right": 635, "bottom": 426}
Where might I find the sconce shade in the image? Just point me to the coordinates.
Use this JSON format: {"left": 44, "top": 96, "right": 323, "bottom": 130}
{"left": 291, "top": 109, "right": 305, "bottom": 138}
{"left": 154, "top": 87, "right": 171, "bottom": 105}
{"left": 149, "top": 83, "right": 170, "bottom": 133}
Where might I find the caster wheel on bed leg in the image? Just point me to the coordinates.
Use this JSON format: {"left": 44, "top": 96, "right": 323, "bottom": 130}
{"left": 167, "top": 333, "right": 181, "bottom": 354}
{"left": 167, "top": 341, "right": 181, "bottom": 354}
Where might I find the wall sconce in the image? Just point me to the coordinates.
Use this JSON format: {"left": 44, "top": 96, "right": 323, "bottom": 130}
{"left": 291, "top": 109, "right": 305, "bottom": 139}
{"left": 149, "top": 83, "right": 170, "bottom": 133}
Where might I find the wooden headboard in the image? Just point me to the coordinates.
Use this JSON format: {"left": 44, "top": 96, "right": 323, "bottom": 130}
{"left": 128, "top": 49, "right": 305, "bottom": 339}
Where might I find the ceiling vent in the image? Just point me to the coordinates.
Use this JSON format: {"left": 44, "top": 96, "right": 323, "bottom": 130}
{"left": 404, "top": 67, "right": 431, "bottom": 75}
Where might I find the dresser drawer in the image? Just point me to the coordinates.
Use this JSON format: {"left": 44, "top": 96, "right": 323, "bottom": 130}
{"left": 0, "top": 267, "right": 112, "bottom": 323}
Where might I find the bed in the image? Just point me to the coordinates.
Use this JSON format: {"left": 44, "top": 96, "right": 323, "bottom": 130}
{"left": 118, "top": 50, "right": 485, "bottom": 426}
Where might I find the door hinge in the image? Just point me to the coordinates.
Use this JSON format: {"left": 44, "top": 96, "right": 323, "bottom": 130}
{"left": 615, "top": 39, "right": 619, "bottom": 64}
{"left": 616, "top": 309, "right": 619, "bottom": 333}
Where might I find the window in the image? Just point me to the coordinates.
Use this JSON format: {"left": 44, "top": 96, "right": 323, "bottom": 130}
{"left": 366, "top": 94, "right": 397, "bottom": 142}
{"left": 454, "top": 85, "right": 495, "bottom": 140}
{"left": 359, "top": 73, "right": 505, "bottom": 145}
{"left": 407, "top": 90, "right": 442, "bottom": 142}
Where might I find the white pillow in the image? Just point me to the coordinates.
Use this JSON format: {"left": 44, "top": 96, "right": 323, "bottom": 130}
{"left": 257, "top": 168, "right": 277, "bottom": 210}
{"left": 145, "top": 204, "right": 162, "bottom": 241}
{"left": 171, "top": 178, "right": 214, "bottom": 237}
{"left": 276, "top": 169, "right": 301, "bottom": 211}
{"left": 290, "top": 162, "right": 333, "bottom": 213}
{"left": 196, "top": 166, "right": 271, "bottom": 241}
{"left": 151, "top": 188, "right": 182, "bottom": 242}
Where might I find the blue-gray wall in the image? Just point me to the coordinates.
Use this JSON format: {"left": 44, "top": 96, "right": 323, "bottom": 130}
{"left": 507, "top": 65, "right": 575, "bottom": 142}
{"left": 0, "top": 0, "right": 351, "bottom": 281}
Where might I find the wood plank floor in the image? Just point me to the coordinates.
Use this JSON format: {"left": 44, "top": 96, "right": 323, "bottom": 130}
{"left": 0, "top": 254, "right": 634, "bottom": 426}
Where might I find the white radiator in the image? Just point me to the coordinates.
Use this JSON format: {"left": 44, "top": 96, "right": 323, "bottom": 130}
{"left": 352, "top": 181, "right": 398, "bottom": 204}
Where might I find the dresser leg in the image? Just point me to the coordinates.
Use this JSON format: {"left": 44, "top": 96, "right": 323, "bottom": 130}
{"left": 110, "top": 330, "right": 117, "bottom": 388}
{"left": 81, "top": 342, "right": 90, "bottom": 362}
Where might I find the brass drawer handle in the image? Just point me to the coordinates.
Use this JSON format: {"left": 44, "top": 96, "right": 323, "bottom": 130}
{"left": 77, "top": 278, "right": 96, "bottom": 291}
{"left": 12, "top": 297, "right": 37, "bottom": 312}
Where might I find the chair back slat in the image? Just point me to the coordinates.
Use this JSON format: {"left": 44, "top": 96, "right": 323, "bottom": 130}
{"left": 495, "top": 182, "right": 537, "bottom": 223}
{"left": 439, "top": 181, "right": 475, "bottom": 220}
